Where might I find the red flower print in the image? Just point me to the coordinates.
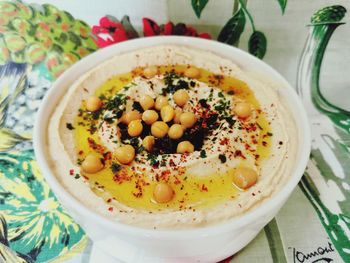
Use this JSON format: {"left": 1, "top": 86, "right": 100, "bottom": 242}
{"left": 142, "top": 18, "right": 211, "bottom": 39}
{"left": 92, "top": 16, "right": 212, "bottom": 48}
{"left": 92, "top": 16, "right": 130, "bottom": 48}
{"left": 142, "top": 18, "right": 160, "bottom": 36}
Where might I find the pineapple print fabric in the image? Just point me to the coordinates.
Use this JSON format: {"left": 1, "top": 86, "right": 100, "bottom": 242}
{"left": 0, "top": 0, "right": 97, "bottom": 262}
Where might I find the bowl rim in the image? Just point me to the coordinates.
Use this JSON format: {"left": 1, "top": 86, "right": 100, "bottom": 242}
{"left": 33, "top": 36, "right": 311, "bottom": 239}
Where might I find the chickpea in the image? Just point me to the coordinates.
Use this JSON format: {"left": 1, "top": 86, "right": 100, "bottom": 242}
{"left": 142, "top": 110, "right": 159, "bottom": 125}
{"left": 160, "top": 105, "right": 175, "bottom": 122}
{"left": 143, "top": 66, "right": 158, "bottom": 78}
{"left": 151, "top": 121, "right": 169, "bottom": 138}
{"left": 115, "top": 145, "right": 135, "bottom": 164}
{"left": 142, "top": 135, "right": 155, "bottom": 152}
{"left": 180, "top": 112, "right": 196, "bottom": 128}
{"left": 234, "top": 102, "right": 252, "bottom": 119}
{"left": 121, "top": 110, "right": 141, "bottom": 125}
{"left": 168, "top": 124, "right": 184, "bottom": 139}
{"left": 86, "top": 96, "right": 102, "bottom": 112}
{"left": 177, "top": 141, "right": 194, "bottom": 154}
{"left": 139, "top": 95, "right": 154, "bottom": 110}
{"left": 128, "top": 120, "right": 143, "bottom": 137}
{"left": 81, "top": 154, "right": 104, "bottom": 173}
{"left": 153, "top": 182, "right": 174, "bottom": 203}
{"left": 155, "top": 95, "right": 168, "bottom": 111}
{"left": 173, "top": 89, "right": 189, "bottom": 107}
{"left": 173, "top": 108, "right": 182, "bottom": 124}
{"left": 184, "top": 67, "right": 200, "bottom": 78}
{"left": 232, "top": 167, "right": 258, "bottom": 190}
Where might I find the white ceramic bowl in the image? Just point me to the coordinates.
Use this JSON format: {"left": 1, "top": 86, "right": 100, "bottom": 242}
{"left": 34, "top": 36, "right": 310, "bottom": 262}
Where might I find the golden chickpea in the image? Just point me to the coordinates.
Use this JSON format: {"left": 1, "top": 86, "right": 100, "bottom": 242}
{"left": 173, "top": 108, "right": 182, "bottom": 124}
{"left": 153, "top": 182, "right": 174, "bottom": 203}
{"left": 180, "top": 112, "right": 196, "bottom": 128}
{"left": 177, "top": 141, "right": 194, "bottom": 154}
{"left": 128, "top": 120, "right": 143, "bottom": 137}
{"left": 155, "top": 95, "right": 168, "bottom": 110}
{"left": 139, "top": 95, "right": 154, "bottom": 110}
{"left": 160, "top": 105, "right": 175, "bottom": 122}
{"left": 81, "top": 154, "right": 104, "bottom": 173}
{"left": 115, "top": 145, "right": 135, "bottom": 164}
{"left": 232, "top": 167, "right": 258, "bottom": 190}
{"left": 86, "top": 96, "right": 102, "bottom": 112}
{"left": 184, "top": 67, "right": 200, "bottom": 78}
{"left": 173, "top": 89, "right": 189, "bottom": 107}
{"left": 121, "top": 110, "right": 142, "bottom": 125}
{"left": 142, "top": 135, "right": 155, "bottom": 152}
{"left": 143, "top": 66, "right": 158, "bottom": 78}
{"left": 142, "top": 110, "right": 159, "bottom": 125}
{"left": 234, "top": 102, "right": 252, "bottom": 119}
{"left": 151, "top": 121, "right": 169, "bottom": 138}
{"left": 168, "top": 124, "right": 184, "bottom": 139}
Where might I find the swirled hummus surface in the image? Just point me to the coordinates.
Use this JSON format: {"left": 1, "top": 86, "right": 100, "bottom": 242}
{"left": 48, "top": 45, "right": 297, "bottom": 229}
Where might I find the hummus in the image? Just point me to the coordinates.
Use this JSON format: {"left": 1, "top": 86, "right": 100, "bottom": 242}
{"left": 47, "top": 45, "right": 297, "bottom": 229}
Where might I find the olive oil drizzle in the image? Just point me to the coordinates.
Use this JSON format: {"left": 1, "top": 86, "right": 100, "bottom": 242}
{"left": 73, "top": 65, "right": 272, "bottom": 211}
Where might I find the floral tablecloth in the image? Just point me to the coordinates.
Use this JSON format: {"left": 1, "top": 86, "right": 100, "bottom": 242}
{"left": 0, "top": 0, "right": 349, "bottom": 262}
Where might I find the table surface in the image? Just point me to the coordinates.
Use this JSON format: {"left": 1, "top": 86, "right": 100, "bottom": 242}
{"left": 0, "top": 0, "right": 349, "bottom": 262}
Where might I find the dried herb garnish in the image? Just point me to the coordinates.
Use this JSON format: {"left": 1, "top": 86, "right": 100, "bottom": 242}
{"left": 199, "top": 99, "right": 209, "bottom": 108}
{"left": 218, "top": 154, "right": 227, "bottom": 163}
{"left": 206, "top": 113, "right": 219, "bottom": 129}
{"left": 153, "top": 136, "right": 178, "bottom": 154}
{"left": 105, "top": 93, "right": 126, "bottom": 111}
{"left": 140, "top": 121, "right": 151, "bottom": 138}
{"left": 111, "top": 162, "right": 122, "bottom": 174}
{"left": 132, "top": 101, "right": 144, "bottom": 112}
{"left": 98, "top": 94, "right": 107, "bottom": 100}
{"left": 136, "top": 145, "right": 145, "bottom": 154}
{"left": 88, "top": 124, "right": 97, "bottom": 134}
{"left": 208, "top": 89, "right": 214, "bottom": 101}
{"left": 103, "top": 114, "right": 114, "bottom": 124}
{"left": 256, "top": 122, "right": 263, "bottom": 130}
{"left": 160, "top": 159, "right": 167, "bottom": 167}
{"left": 214, "top": 98, "right": 230, "bottom": 111}
{"left": 147, "top": 154, "right": 159, "bottom": 167}
{"left": 77, "top": 158, "right": 83, "bottom": 165}
{"left": 129, "top": 137, "right": 140, "bottom": 148}
{"left": 91, "top": 109, "right": 103, "bottom": 120}
{"left": 118, "top": 122, "right": 131, "bottom": 142}
{"left": 66, "top": 123, "right": 75, "bottom": 130}
{"left": 220, "top": 116, "right": 236, "bottom": 126}
{"left": 200, "top": 150, "right": 207, "bottom": 158}
{"left": 162, "top": 72, "right": 189, "bottom": 94}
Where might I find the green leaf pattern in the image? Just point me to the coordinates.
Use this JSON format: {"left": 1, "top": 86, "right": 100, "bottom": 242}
{"left": 297, "top": 4, "right": 350, "bottom": 262}
{"left": 248, "top": 31, "right": 267, "bottom": 59}
{"left": 311, "top": 5, "right": 347, "bottom": 25}
{"left": 191, "top": 0, "right": 209, "bottom": 18}
{"left": 276, "top": 0, "right": 287, "bottom": 14}
{"left": 0, "top": 150, "right": 85, "bottom": 262}
{"left": 217, "top": 8, "right": 246, "bottom": 45}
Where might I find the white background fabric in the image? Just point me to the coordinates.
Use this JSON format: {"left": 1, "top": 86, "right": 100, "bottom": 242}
{"left": 28, "top": 1, "right": 350, "bottom": 262}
